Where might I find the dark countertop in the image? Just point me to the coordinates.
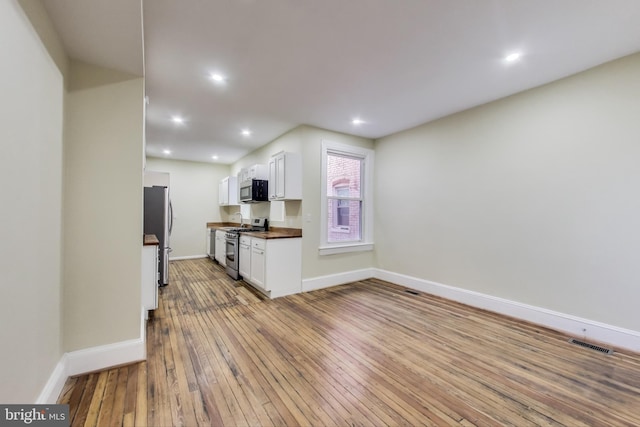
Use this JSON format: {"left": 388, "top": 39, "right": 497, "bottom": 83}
{"left": 206, "top": 221, "right": 242, "bottom": 229}
{"left": 144, "top": 234, "right": 159, "bottom": 245}
{"left": 206, "top": 222, "right": 302, "bottom": 239}
{"left": 240, "top": 227, "right": 302, "bottom": 239}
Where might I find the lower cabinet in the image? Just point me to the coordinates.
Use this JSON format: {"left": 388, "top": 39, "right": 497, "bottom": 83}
{"left": 215, "top": 229, "right": 226, "bottom": 266}
{"left": 250, "top": 238, "right": 266, "bottom": 290}
{"left": 142, "top": 244, "right": 159, "bottom": 316}
{"left": 239, "top": 235, "right": 251, "bottom": 279}
{"left": 241, "top": 236, "right": 301, "bottom": 298}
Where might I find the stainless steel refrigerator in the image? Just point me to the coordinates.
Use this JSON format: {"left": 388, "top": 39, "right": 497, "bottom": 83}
{"left": 144, "top": 185, "right": 173, "bottom": 286}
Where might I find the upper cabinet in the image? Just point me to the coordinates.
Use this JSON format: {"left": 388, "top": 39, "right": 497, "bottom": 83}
{"left": 219, "top": 176, "right": 238, "bottom": 206}
{"left": 268, "top": 151, "right": 302, "bottom": 201}
{"left": 238, "top": 164, "right": 268, "bottom": 183}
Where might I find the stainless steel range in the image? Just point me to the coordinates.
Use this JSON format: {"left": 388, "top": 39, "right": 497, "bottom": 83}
{"left": 225, "top": 217, "right": 268, "bottom": 280}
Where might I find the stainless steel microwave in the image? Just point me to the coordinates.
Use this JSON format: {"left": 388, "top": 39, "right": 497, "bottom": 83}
{"left": 239, "top": 179, "right": 268, "bottom": 203}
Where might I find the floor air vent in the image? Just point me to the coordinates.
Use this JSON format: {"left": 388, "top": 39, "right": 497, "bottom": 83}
{"left": 568, "top": 338, "right": 614, "bottom": 355}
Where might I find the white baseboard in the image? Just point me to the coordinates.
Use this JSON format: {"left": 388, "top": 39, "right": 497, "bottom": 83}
{"left": 374, "top": 269, "right": 640, "bottom": 353}
{"left": 36, "top": 338, "right": 145, "bottom": 404}
{"left": 170, "top": 254, "right": 208, "bottom": 261}
{"left": 302, "top": 268, "right": 375, "bottom": 293}
{"left": 65, "top": 338, "right": 146, "bottom": 377}
{"left": 38, "top": 313, "right": 147, "bottom": 404}
{"left": 35, "top": 356, "right": 68, "bottom": 404}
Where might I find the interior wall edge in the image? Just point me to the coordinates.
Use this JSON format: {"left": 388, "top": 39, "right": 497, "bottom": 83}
{"left": 35, "top": 357, "right": 67, "bottom": 404}
{"left": 17, "top": 0, "right": 69, "bottom": 80}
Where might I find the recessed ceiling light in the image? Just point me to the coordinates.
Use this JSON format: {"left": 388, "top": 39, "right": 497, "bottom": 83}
{"left": 241, "top": 129, "right": 252, "bottom": 136}
{"left": 212, "top": 155, "right": 218, "bottom": 160}
{"left": 504, "top": 52, "right": 522, "bottom": 63}
{"left": 352, "top": 118, "right": 365, "bottom": 125}
{"left": 163, "top": 149, "right": 171, "bottom": 155}
{"left": 171, "top": 115, "right": 184, "bottom": 124}
{"left": 210, "top": 73, "right": 226, "bottom": 83}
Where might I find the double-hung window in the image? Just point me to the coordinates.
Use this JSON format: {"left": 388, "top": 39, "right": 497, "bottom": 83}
{"left": 320, "top": 141, "right": 374, "bottom": 255}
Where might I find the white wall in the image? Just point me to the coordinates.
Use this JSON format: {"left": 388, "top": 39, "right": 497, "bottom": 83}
{"left": 63, "top": 60, "right": 144, "bottom": 351}
{"left": 298, "top": 126, "right": 375, "bottom": 280}
{"left": 0, "top": 0, "right": 64, "bottom": 402}
{"left": 375, "top": 53, "right": 640, "bottom": 332}
{"left": 146, "top": 157, "right": 229, "bottom": 258}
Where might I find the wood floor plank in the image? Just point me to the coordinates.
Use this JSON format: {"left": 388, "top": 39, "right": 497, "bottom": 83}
{"left": 95, "top": 369, "right": 118, "bottom": 426}
{"left": 84, "top": 371, "right": 108, "bottom": 427}
{"left": 133, "top": 362, "right": 147, "bottom": 427}
{"left": 122, "top": 363, "right": 138, "bottom": 425}
{"left": 108, "top": 366, "right": 129, "bottom": 426}
{"left": 57, "top": 258, "right": 640, "bottom": 426}
{"left": 69, "top": 373, "right": 97, "bottom": 427}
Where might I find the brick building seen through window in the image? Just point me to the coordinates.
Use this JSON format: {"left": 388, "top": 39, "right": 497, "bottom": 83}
{"left": 326, "top": 153, "right": 362, "bottom": 242}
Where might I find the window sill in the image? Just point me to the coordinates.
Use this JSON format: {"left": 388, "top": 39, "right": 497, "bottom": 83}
{"left": 319, "top": 243, "right": 374, "bottom": 256}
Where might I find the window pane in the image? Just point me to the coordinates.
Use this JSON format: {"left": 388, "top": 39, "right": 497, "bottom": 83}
{"left": 327, "top": 154, "right": 361, "bottom": 198}
{"left": 335, "top": 186, "right": 349, "bottom": 197}
{"left": 337, "top": 204, "right": 349, "bottom": 226}
{"left": 328, "top": 199, "right": 361, "bottom": 242}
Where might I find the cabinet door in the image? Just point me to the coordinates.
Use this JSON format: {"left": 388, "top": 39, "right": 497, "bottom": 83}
{"left": 227, "top": 176, "right": 238, "bottom": 205}
{"left": 142, "top": 245, "right": 159, "bottom": 311}
{"left": 215, "top": 231, "right": 226, "bottom": 266}
{"left": 239, "top": 241, "right": 251, "bottom": 279}
{"left": 222, "top": 178, "right": 229, "bottom": 205}
{"left": 268, "top": 158, "right": 277, "bottom": 200}
{"left": 275, "top": 154, "right": 286, "bottom": 199}
{"left": 218, "top": 181, "right": 224, "bottom": 205}
{"left": 250, "top": 243, "right": 266, "bottom": 290}
{"left": 268, "top": 152, "right": 301, "bottom": 200}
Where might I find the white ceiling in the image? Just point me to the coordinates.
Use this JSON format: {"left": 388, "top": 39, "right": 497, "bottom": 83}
{"left": 42, "top": 0, "right": 640, "bottom": 165}
{"left": 41, "top": 0, "right": 143, "bottom": 76}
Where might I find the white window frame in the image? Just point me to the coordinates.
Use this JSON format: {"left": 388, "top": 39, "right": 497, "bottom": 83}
{"left": 320, "top": 140, "right": 374, "bottom": 255}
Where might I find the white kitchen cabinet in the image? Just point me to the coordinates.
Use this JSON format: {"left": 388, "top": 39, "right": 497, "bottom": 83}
{"left": 215, "top": 230, "right": 227, "bottom": 266}
{"left": 268, "top": 151, "right": 302, "bottom": 201}
{"left": 239, "top": 235, "right": 251, "bottom": 279}
{"left": 218, "top": 176, "right": 238, "bottom": 206}
{"left": 250, "top": 238, "right": 266, "bottom": 290}
{"left": 243, "top": 236, "right": 301, "bottom": 298}
{"left": 142, "top": 243, "right": 159, "bottom": 316}
{"left": 238, "top": 164, "right": 268, "bottom": 183}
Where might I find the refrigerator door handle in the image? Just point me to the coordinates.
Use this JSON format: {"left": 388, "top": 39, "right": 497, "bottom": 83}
{"left": 168, "top": 200, "right": 174, "bottom": 235}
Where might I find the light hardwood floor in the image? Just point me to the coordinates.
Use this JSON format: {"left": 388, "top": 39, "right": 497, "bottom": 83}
{"left": 58, "top": 258, "right": 640, "bottom": 426}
